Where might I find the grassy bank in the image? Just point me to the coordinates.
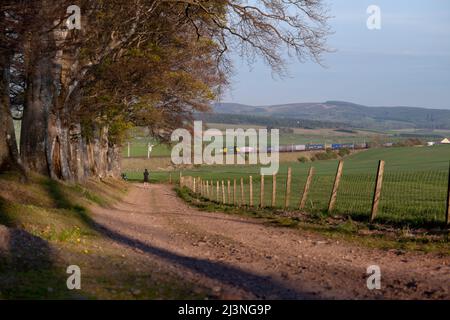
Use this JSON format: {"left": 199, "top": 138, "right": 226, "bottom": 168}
{"left": 0, "top": 173, "right": 209, "bottom": 299}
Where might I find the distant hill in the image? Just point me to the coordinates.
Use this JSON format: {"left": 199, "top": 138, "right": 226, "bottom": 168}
{"left": 212, "top": 101, "right": 450, "bottom": 130}
{"left": 195, "top": 112, "right": 345, "bottom": 129}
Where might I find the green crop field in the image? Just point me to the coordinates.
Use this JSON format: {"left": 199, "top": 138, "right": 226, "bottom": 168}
{"left": 121, "top": 138, "right": 172, "bottom": 158}
{"left": 125, "top": 145, "right": 450, "bottom": 226}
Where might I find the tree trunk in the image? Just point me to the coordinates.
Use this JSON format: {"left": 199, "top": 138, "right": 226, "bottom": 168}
{"left": 91, "top": 126, "right": 109, "bottom": 178}
{"left": 68, "top": 123, "right": 87, "bottom": 181}
{"left": 20, "top": 29, "right": 54, "bottom": 176}
{"left": 80, "top": 125, "right": 120, "bottom": 179}
{"left": 0, "top": 53, "right": 21, "bottom": 172}
{"left": 107, "top": 141, "right": 121, "bottom": 178}
{"left": 21, "top": 18, "right": 78, "bottom": 181}
{"left": 46, "top": 111, "right": 73, "bottom": 180}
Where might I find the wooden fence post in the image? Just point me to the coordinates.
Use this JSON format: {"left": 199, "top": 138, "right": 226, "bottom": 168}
{"left": 240, "top": 177, "right": 244, "bottom": 206}
{"left": 210, "top": 180, "right": 213, "bottom": 197}
{"left": 221, "top": 180, "right": 226, "bottom": 203}
{"left": 445, "top": 161, "right": 450, "bottom": 225}
{"left": 233, "top": 179, "right": 237, "bottom": 206}
{"left": 370, "top": 160, "right": 385, "bottom": 222}
{"left": 206, "top": 181, "right": 210, "bottom": 198}
{"left": 272, "top": 174, "right": 277, "bottom": 207}
{"left": 127, "top": 142, "right": 130, "bottom": 158}
{"left": 260, "top": 175, "right": 265, "bottom": 208}
{"left": 169, "top": 173, "right": 172, "bottom": 184}
{"left": 249, "top": 176, "right": 253, "bottom": 206}
{"left": 193, "top": 177, "right": 196, "bottom": 193}
{"left": 179, "top": 171, "right": 182, "bottom": 187}
{"left": 284, "top": 167, "right": 292, "bottom": 208}
{"left": 216, "top": 181, "right": 220, "bottom": 202}
{"left": 300, "top": 167, "right": 315, "bottom": 209}
{"left": 328, "top": 160, "right": 344, "bottom": 213}
{"left": 227, "top": 180, "right": 231, "bottom": 204}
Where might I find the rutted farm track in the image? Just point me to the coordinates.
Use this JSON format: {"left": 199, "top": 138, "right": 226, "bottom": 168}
{"left": 90, "top": 184, "right": 450, "bottom": 299}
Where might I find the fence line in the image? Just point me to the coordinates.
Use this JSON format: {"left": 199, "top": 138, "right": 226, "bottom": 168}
{"left": 179, "top": 160, "right": 450, "bottom": 225}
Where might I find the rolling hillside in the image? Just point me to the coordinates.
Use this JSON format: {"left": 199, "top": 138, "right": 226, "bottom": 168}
{"left": 212, "top": 101, "right": 450, "bottom": 130}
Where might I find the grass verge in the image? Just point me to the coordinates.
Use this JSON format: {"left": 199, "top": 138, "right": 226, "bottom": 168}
{"left": 0, "top": 172, "right": 210, "bottom": 299}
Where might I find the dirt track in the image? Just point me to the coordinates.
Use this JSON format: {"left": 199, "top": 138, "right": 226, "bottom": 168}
{"left": 90, "top": 184, "right": 449, "bottom": 299}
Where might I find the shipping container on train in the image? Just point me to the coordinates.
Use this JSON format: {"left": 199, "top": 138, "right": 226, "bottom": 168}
{"left": 332, "top": 143, "right": 355, "bottom": 150}
{"left": 294, "top": 144, "right": 306, "bottom": 151}
{"left": 226, "top": 147, "right": 236, "bottom": 154}
{"left": 239, "top": 147, "right": 256, "bottom": 153}
{"left": 355, "top": 143, "right": 368, "bottom": 149}
{"left": 307, "top": 144, "right": 325, "bottom": 150}
{"left": 278, "top": 145, "right": 290, "bottom": 152}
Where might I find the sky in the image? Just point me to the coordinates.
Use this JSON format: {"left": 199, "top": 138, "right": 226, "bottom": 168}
{"left": 222, "top": 0, "right": 450, "bottom": 109}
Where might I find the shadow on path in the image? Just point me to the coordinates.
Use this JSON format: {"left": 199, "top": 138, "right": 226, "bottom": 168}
{"left": 43, "top": 181, "right": 314, "bottom": 299}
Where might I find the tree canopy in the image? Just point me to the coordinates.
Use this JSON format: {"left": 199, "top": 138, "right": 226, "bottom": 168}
{"left": 0, "top": 0, "right": 330, "bottom": 180}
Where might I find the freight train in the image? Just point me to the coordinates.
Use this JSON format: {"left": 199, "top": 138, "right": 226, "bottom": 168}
{"left": 221, "top": 143, "right": 368, "bottom": 154}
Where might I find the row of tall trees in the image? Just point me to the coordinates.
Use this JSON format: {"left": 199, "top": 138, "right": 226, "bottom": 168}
{"left": 0, "top": 0, "right": 330, "bottom": 181}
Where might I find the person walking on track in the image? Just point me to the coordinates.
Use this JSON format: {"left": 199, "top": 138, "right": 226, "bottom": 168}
{"left": 143, "top": 169, "right": 150, "bottom": 187}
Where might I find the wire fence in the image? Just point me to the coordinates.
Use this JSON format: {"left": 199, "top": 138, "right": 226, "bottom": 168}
{"left": 178, "top": 160, "right": 450, "bottom": 227}
{"left": 378, "top": 170, "right": 448, "bottom": 224}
